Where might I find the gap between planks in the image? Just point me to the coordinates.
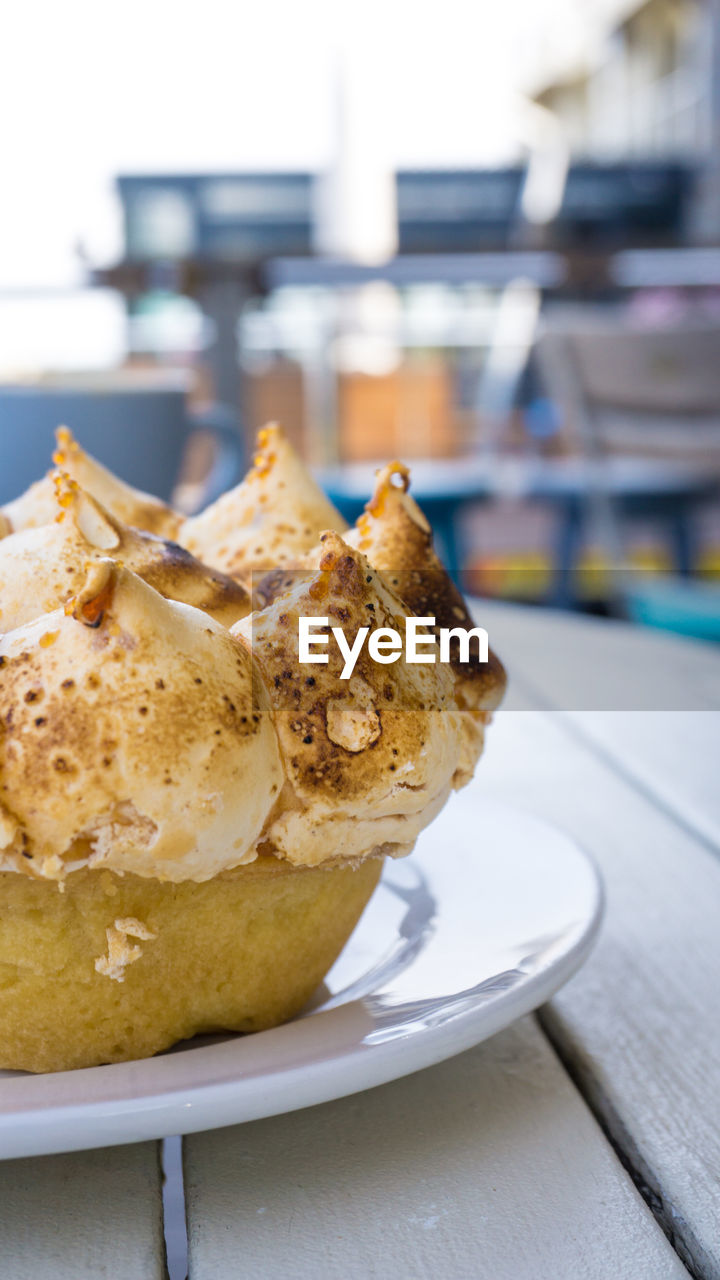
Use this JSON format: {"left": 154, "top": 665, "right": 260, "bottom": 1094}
{"left": 535, "top": 1006, "right": 705, "bottom": 1280}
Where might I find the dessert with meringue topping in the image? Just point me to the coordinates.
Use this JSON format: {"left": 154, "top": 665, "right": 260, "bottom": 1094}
{"left": 0, "top": 423, "right": 504, "bottom": 1072}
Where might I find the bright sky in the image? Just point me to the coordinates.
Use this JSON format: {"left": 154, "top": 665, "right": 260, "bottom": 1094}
{"left": 0, "top": 0, "right": 620, "bottom": 286}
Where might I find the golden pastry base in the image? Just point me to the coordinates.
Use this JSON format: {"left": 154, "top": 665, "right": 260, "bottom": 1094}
{"left": 0, "top": 854, "right": 382, "bottom": 1073}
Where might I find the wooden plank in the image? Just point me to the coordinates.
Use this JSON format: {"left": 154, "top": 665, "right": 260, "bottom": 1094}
{"left": 185, "top": 1016, "right": 685, "bottom": 1280}
{"left": 0, "top": 1142, "right": 166, "bottom": 1280}
{"left": 476, "top": 600, "right": 720, "bottom": 850}
{"left": 560, "top": 710, "right": 720, "bottom": 855}
{"left": 478, "top": 707, "right": 720, "bottom": 1278}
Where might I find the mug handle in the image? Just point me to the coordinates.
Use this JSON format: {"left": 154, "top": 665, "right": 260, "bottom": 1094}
{"left": 185, "top": 403, "right": 247, "bottom": 508}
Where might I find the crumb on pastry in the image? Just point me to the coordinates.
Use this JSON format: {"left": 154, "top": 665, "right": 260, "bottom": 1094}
{"left": 94, "top": 916, "right": 157, "bottom": 982}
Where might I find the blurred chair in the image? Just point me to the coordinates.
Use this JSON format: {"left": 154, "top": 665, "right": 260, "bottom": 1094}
{"left": 0, "top": 377, "right": 246, "bottom": 511}
{"left": 536, "top": 320, "right": 720, "bottom": 636}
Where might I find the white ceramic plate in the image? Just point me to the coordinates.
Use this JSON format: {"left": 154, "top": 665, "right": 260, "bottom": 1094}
{"left": 0, "top": 796, "right": 602, "bottom": 1159}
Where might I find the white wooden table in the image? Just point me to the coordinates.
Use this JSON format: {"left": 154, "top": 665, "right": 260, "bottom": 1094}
{"left": 2, "top": 603, "right": 719, "bottom": 1280}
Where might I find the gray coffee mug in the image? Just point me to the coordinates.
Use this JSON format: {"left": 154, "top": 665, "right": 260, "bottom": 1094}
{"left": 0, "top": 383, "right": 246, "bottom": 509}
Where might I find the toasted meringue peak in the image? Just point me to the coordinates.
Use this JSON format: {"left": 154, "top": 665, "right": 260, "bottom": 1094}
{"left": 2, "top": 427, "right": 181, "bottom": 538}
{"left": 233, "top": 532, "right": 463, "bottom": 868}
{"left": 0, "top": 473, "right": 251, "bottom": 632}
{"left": 342, "top": 462, "right": 506, "bottom": 786}
{"left": 180, "top": 422, "right": 347, "bottom": 585}
{"left": 0, "top": 513, "right": 11, "bottom": 541}
{"left": 0, "top": 561, "right": 283, "bottom": 882}
{"left": 53, "top": 427, "right": 182, "bottom": 536}
{"left": 346, "top": 460, "right": 507, "bottom": 710}
{"left": 255, "top": 461, "right": 506, "bottom": 785}
{"left": 1, "top": 475, "right": 59, "bottom": 534}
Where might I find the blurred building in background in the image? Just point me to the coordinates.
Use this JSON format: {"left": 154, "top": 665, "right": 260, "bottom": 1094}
{"left": 534, "top": 0, "right": 707, "bottom": 160}
{"left": 1, "top": 0, "right": 720, "bottom": 626}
